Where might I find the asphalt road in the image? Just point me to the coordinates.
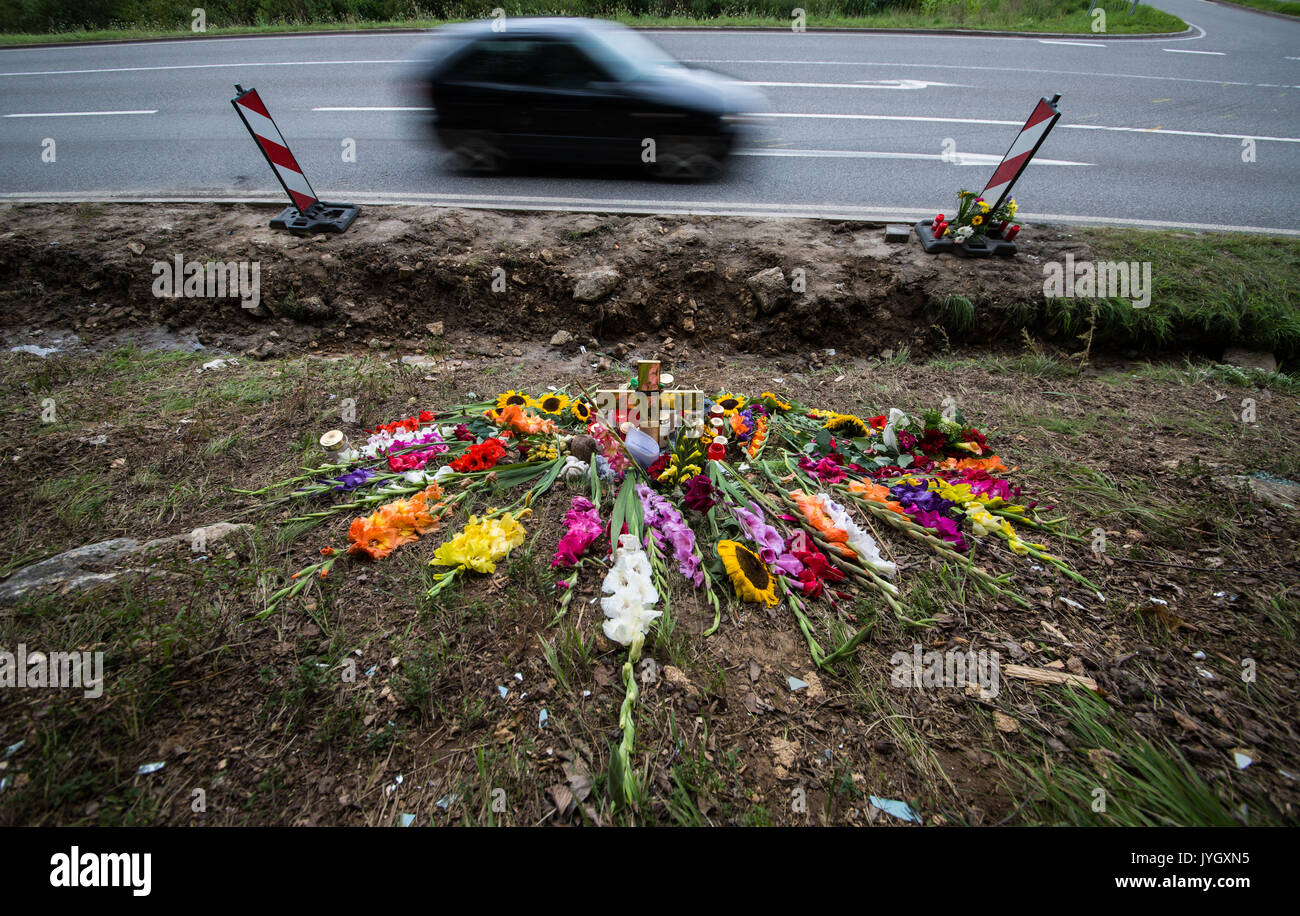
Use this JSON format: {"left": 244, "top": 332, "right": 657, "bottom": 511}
{"left": 1, "top": 0, "right": 1297, "bottom": 233}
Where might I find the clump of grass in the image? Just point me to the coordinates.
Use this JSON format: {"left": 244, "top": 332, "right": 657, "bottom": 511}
{"left": 1002, "top": 687, "right": 1267, "bottom": 826}
{"left": 937, "top": 295, "right": 975, "bottom": 336}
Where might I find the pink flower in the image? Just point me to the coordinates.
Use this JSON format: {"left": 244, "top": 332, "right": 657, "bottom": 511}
{"left": 552, "top": 496, "right": 603, "bottom": 568}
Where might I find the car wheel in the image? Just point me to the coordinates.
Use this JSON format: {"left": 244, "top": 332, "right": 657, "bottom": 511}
{"left": 446, "top": 131, "right": 506, "bottom": 174}
{"left": 651, "top": 137, "right": 722, "bottom": 181}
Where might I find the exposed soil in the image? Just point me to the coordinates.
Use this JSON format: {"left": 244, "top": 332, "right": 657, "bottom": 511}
{"left": 0, "top": 202, "right": 1115, "bottom": 365}
{"left": 0, "top": 204, "right": 1297, "bottom": 828}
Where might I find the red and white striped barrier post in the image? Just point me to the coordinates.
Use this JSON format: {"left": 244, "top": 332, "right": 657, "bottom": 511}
{"left": 980, "top": 93, "right": 1062, "bottom": 215}
{"left": 231, "top": 85, "right": 359, "bottom": 234}
{"left": 915, "top": 93, "right": 1061, "bottom": 258}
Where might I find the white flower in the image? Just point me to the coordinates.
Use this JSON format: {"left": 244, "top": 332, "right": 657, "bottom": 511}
{"left": 403, "top": 470, "right": 430, "bottom": 486}
{"left": 818, "top": 494, "right": 896, "bottom": 578}
{"left": 559, "top": 455, "right": 588, "bottom": 481}
{"left": 601, "top": 534, "right": 660, "bottom": 645}
{"left": 433, "top": 464, "right": 456, "bottom": 484}
{"left": 954, "top": 225, "right": 974, "bottom": 242}
{"left": 881, "top": 407, "right": 909, "bottom": 453}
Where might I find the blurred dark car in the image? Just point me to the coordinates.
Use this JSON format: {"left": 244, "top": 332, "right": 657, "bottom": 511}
{"left": 419, "top": 18, "right": 766, "bottom": 179}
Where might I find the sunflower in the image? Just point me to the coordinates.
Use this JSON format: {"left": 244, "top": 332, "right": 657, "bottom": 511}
{"left": 717, "top": 540, "right": 778, "bottom": 606}
{"left": 536, "top": 392, "right": 570, "bottom": 416}
{"left": 824, "top": 413, "right": 869, "bottom": 438}
{"left": 714, "top": 393, "right": 747, "bottom": 415}
{"left": 496, "top": 390, "right": 533, "bottom": 410}
{"left": 570, "top": 400, "right": 592, "bottom": 423}
{"left": 971, "top": 215, "right": 984, "bottom": 227}
{"left": 760, "top": 391, "right": 791, "bottom": 412}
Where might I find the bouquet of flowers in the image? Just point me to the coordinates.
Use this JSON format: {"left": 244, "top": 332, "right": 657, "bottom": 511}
{"left": 934, "top": 190, "right": 1019, "bottom": 244}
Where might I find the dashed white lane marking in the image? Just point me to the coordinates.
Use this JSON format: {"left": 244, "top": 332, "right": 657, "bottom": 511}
{"left": 1164, "top": 49, "right": 1226, "bottom": 55}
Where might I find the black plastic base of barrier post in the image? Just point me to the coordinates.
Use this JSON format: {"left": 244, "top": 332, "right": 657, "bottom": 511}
{"left": 914, "top": 220, "right": 1018, "bottom": 258}
{"left": 270, "top": 201, "right": 361, "bottom": 234}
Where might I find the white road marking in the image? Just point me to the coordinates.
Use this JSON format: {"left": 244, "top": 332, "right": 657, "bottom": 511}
{"left": 314, "top": 106, "right": 430, "bottom": 111}
{"left": 1163, "top": 49, "right": 1225, "bottom": 55}
{"left": 3, "top": 109, "right": 156, "bottom": 117}
{"left": 758, "top": 112, "right": 1300, "bottom": 143}
{"left": 746, "top": 78, "right": 968, "bottom": 89}
{"left": 0, "top": 59, "right": 418, "bottom": 77}
{"left": 1, "top": 190, "right": 1293, "bottom": 236}
{"left": 736, "top": 148, "right": 1091, "bottom": 165}
{"left": 684, "top": 59, "right": 1292, "bottom": 90}
{"left": 1038, "top": 40, "right": 1104, "bottom": 47}
{"left": 312, "top": 104, "right": 1300, "bottom": 143}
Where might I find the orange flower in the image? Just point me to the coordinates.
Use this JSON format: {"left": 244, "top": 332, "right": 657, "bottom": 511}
{"left": 487, "top": 403, "right": 557, "bottom": 437}
{"left": 346, "top": 483, "right": 446, "bottom": 560}
{"left": 320, "top": 546, "right": 336, "bottom": 557}
{"left": 746, "top": 415, "right": 769, "bottom": 458}
{"left": 847, "top": 479, "right": 909, "bottom": 515}
{"left": 789, "top": 489, "right": 853, "bottom": 557}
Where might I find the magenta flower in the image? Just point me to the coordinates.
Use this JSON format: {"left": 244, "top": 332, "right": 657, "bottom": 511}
{"left": 798, "top": 454, "right": 847, "bottom": 484}
{"left": 552, "top": 496, "right": 603, "bottom": 568}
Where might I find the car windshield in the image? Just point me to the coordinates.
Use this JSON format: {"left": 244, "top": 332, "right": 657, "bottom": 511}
{"left": 582, "top": 27, "right": 681, "bottom": 82}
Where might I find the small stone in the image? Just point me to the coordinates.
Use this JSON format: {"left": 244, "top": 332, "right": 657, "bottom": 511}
{"left": 550, "top": 329, "right": 574, "bottom": 348}
{"left": 573, "top": 266, "right": 620, "bottom": 303}
{"left": 885, "top": 224, "right": 911, "bottom": 243}
{"left": 426, "top": 321, "right": 445, "bottom": 337}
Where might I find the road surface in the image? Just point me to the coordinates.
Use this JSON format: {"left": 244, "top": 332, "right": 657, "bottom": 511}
{"left": 0, "top": 0, "right": 1297, "bottom": 233}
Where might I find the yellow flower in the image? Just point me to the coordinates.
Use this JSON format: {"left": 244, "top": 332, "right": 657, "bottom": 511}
{"left": 978, "top": 201, "right": 990, "bottom": 214}
{"left": 824, "top": 413, "right": 869, "bottom": 438}
{"left": 971, "top": 215, "right": 984, "bottom": 227}
{"left": 571, "top": 400, "right": 592, "bottom": 423}
{"left": 718, "top": 540, "right": 778, "bottom": 606}
{"left": 495, "top": 390, "right": 533, "bottom": 410}
{"left": 715, "top": 393, "right": 747, "bottom": 415}
{"left": 431, "top": 513, "right": 526, "bottom": 574}
{"left": 536, "top": 392, "right": 570, "bottom": 416}
{"left": 760, "top": 391, "right": 791, "bottom": 412}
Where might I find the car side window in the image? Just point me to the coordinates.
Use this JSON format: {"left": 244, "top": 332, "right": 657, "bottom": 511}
{"left": 533, "top": 41, "right": 609, "bottom": 90}
{"left": 452, "top": 38, "right": 541, "bottom": 86}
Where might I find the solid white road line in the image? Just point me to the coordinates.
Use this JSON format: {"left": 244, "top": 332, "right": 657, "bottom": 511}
{"left": 1163, "top": 49, "right": 1225, "bottom": 55}
{"left": 745, "top": 79, "right": 968, "bottom": 89}
{"left": 758, "top": 111, "right": 1300, "bottom": 143}
{"left": 1, "top": 190, "right": 1294, "bottom": 236}
{"left": 1038, "top": 40, "right": 1104, "bottom": 47}
{"left": 684, "top": 59, "right": 1293, "bottom": 90}
{"left": 3, "top": 109, "right": 156, "bottom": 117}
{"left": 311, "top": 106, "right": 1300, "bottom": 144}
{"left": 314, "top": 106, "right": 430, "bottom": 111}
{"left": 735, "top": 148, "right": 1092, "bottom": 165}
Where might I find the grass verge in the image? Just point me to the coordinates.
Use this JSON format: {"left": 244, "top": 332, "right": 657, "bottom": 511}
{"left": 0, "top": 1, "right": 1186, "bottom": 46}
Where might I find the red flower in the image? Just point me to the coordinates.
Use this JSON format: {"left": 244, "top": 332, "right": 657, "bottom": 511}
{"left": 794, "top": 547, "right": 845, "bottom": 598}
{"left": 450, "top": 437, "right": 506, "bottom": 472}
{"left": 918, "top": 429, "right": 949, "bottom": 455}
{"left": 867, "top": 415, "right": 887, "bottom": 430}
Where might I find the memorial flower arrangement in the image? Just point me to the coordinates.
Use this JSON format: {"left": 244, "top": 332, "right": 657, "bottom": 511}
{"left": 932, "top": 190, "right": 1020, "bottom": 243}
{"left": 246, "top": 374, "right": 1098, "bottom": 808}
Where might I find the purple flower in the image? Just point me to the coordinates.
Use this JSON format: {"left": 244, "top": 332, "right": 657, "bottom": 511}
{"left": 889, "top": 481, "right": 955, "bottom": 516}
{"left": 732, "top": 500, "right": 787, "bottom": 565}
{"left": 637, "top": 485, "right": 703, "bottom": 586}
{"left": 332, "top": 467, "right": 376, "bottom": 491}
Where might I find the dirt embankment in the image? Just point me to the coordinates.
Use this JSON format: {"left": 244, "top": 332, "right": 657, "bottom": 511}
{"left": 0, "top": 203, "right": 1096, "bottom": 361}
